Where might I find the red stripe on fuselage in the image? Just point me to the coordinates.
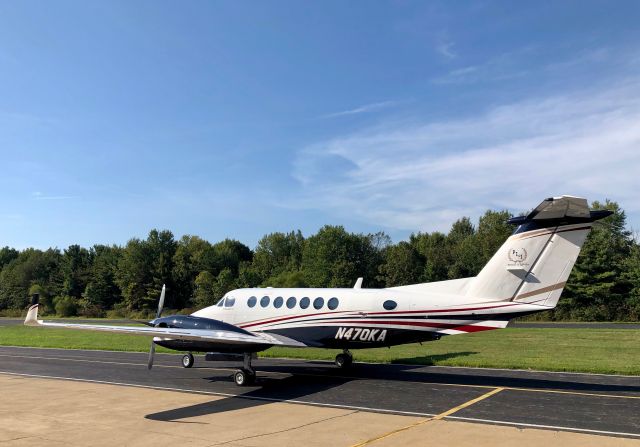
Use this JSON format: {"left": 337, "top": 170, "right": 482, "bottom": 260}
{"left": 239, "top": 310, "right": 350, "bottom": 328}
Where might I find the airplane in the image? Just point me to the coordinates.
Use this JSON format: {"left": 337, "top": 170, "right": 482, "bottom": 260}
{"left": 24, "top": 195, "right": 612, "bottom": 386}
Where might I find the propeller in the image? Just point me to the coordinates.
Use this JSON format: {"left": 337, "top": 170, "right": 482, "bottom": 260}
{"left": 147, "top": 284, "right": 166, "bottom": 370}
{"left": 155, "top": 283, "right": 166, "bottom": 319}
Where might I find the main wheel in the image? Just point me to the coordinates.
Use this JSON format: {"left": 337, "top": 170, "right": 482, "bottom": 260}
{"left": 182, "top": 353, "right": 194, "bottom": 368}
{"left": 335, "top": 353, "right": 353, "bottom": 369}
{"left": 234, "top": 369, "right": 255, "bottom": 386}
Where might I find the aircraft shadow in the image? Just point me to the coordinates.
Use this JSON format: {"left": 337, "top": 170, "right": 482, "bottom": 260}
{"left": 145, "top": 373, "right": 352, "bottom": 422}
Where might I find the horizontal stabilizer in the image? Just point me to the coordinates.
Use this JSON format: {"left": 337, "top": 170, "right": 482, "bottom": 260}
{"left": 508, "top": 196, "right": 612, "bottom": 226}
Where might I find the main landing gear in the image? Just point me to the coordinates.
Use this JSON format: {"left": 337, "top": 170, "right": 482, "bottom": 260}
{"left": 181, "top": 352, "right": 194, "bottom": 368}
{"left": 335, "top": 350, "right": 353, "bottom": 369}
{"left": 234, "top": 353, "right": 256, "bottom": 386}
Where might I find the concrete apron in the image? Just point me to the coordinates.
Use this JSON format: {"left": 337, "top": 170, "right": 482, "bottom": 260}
{"left": 0, "top": 375, "right": 637, "bottom": 447}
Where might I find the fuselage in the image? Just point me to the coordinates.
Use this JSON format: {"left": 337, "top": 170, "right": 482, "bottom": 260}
{"left": 157, "top": 285, "right": 544, "bottom": 352}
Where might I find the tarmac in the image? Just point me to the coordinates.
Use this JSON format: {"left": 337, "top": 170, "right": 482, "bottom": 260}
{"left": 0, "top": 346, "right": 639, "bottom": 446}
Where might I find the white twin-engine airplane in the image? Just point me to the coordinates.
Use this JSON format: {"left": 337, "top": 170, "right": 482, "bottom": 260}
{"left": 25, "top": 196, "right": 611, "bottom": 386}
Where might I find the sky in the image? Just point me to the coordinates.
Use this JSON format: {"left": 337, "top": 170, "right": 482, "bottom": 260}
{"left": 1, "top": 0, "right": 640, "bottom": 249}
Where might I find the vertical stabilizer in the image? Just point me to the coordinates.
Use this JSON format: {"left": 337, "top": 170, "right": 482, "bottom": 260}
{"left": 466, "top": 196, "right": 611, "bottom": 306}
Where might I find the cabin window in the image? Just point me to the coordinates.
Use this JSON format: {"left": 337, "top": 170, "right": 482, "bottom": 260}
{"left": 327, "top": 297, "right": 339, "bottom": 310}
{"left": 383, "top": 300, "right": 397, "bottom": 310}
{"left": 247, "top": 296, "right": 257, "bottom": 308}
{"left": 260, "top": 296, "right": 270, "bottom": 307}
{"left": 224, "top": 297, "right": 236, "bottom": 307}
{"left": 286, "top": 297, "right": 297, "bottom": 309}
{"left": 274, "top": 296, "right": 284, "bottom": 308}
{"left": 300, "top": 297, "right": 310, "bottom": 309}
{"left": 313, "top": 297, "right": 324, "bottom": 310}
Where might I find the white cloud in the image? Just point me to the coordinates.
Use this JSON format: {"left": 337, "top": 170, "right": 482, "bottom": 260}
{"left": 290, "top": 80, "right": 640, "bottom": 233}
{"left": 435, "top": 38, "right": 457, "bottom": 60}
{"left": 31, "top": 191, "right": 77, "bottom": 200}
{"left": 321, "top": 101, "right": 401, "bottom": 119}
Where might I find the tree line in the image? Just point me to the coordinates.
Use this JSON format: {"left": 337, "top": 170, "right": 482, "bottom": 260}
{"left": 1, "top": 200, "right": 638, "bottom": 321}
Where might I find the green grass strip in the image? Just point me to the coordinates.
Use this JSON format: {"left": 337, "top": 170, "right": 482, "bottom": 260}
{"left": 1, "top": 325, "right": 638, "bottom": 375}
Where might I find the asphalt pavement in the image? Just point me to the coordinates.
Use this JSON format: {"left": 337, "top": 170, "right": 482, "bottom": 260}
{"left": 0, "top": 346, "right": 638, "bottom": 438}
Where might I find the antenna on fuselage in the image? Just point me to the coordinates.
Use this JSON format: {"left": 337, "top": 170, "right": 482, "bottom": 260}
{"left": 353, "top": 277, "right": 363, "bottom": 289}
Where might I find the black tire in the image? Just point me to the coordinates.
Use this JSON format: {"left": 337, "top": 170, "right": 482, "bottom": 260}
{"left": 182, "top": 353, "right": 194, "bottom": 368}
{"left": 335, "top": 353, "right": 353, "bottom": 369}
{"left": 234, "top": 369, "right": 255, "bottom": 386}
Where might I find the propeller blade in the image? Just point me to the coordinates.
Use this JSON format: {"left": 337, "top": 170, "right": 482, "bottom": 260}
{"left": 156, "top": 284, "right": 166, "bottom": 319}
{"left": 147, "top": 341, "right": 156, "bottom": 370}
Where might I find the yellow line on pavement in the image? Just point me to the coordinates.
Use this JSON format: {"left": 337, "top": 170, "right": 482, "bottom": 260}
{"left": 432, "top": 387, "right": 504, "bottom": 420}
{"left": 350, "top": 387, "right": 504, "bottom": 447}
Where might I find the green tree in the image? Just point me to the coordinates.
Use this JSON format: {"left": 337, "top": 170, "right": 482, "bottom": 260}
{"left": 410, "top": 231, "right": 447, "bottom": 282}
{"left": 251, "top": 231, "right": 304, "bottom": 282}
{"left": 563, "top": 200, "right": 632, "bottom": 320}
{"left": 172, "top": 235, "right": 213, "bottom": 308}
{"left": 212, "top": 268, "right": 236, "bottom": 301}
{"left": 116, "top": 230, "right": 177, "bottom": 310}
{"left": 84, "top": 245, "right": 122, "bottom": 310}
{"left": 446, "top": 217, "right": 478, "bottom": 279}
{"left": 211, "top": 239, "right": 252, "bottom": 275}
{"left": 476, "top": 210, "right": 513, "bottom": 265}
{"left": 377, "top": 241, "right": 422, "bottom": 287}
{"left": 264, "top": 270, "right": 308, "bottom": 287}
{"left": 0, "top": 248, "right": 62, "bottom": 310}
{"left": 54, "top": 295, "right": 78, "bottom": 317}
{"left": 302, "top": 226, "right": 382, "bottom": 287}
{"left": 0, "top": 246, "right": 19, "bottom": 269}
{"left": 61, "top": 244, "right": 93, "bottom": 298}
{"left": 622, "top": 241, "right": 640, "bottom": 320}
{"left": 194, "top": 270, "right": 216, "bottom": 308}
{"left": 146, "top": 229, "right": 177, "bottom": 303}
{"left": 116, "top": 238, "right": 152, "bottom": 310}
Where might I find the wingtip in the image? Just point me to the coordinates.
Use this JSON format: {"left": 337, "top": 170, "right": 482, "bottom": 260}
{"left": 24, "top": 303, "right": 41, "bottom": 326}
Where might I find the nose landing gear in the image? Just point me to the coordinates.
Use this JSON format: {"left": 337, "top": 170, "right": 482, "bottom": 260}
{"left": 234, "top": 353, "right": 256, "bottom": 386}
{"left": 335, "top": 350, "right": 353, "bottom": 369}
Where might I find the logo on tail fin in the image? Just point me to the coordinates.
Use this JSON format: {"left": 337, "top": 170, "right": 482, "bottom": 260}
{"left": 508, "top": 248, "right": 528, "bottom": 265}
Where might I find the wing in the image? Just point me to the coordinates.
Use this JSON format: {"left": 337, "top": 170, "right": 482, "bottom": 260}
{"left": 23, "top": 302, "right": 287, "bottom": 347}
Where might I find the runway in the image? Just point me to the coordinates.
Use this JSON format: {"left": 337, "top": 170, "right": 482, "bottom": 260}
{"left": 0, "top": 345, "right": 638, "bottom": 439}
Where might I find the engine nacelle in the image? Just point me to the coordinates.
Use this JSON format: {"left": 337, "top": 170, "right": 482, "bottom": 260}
{"left": 149, "top": 315, "right": 253, "bottom": 336}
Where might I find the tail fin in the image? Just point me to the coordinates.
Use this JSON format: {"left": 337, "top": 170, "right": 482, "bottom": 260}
{"left": 466, "top": 196, "right": 612, "bottom": 307}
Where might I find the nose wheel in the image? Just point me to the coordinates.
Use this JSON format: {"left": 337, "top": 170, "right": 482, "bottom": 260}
{"left": 234, "top": 353, "right": 257, "bottom": 386}
{"left": 182, "top": 352, "right": 194, "bottom": 368}
{"left": 335, "top": 351, "right": 353, "bottom": 369}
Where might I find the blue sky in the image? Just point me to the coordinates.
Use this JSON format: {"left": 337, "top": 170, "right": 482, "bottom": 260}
{"left": 1, "top": 1, "right": 640, "bottom": 249}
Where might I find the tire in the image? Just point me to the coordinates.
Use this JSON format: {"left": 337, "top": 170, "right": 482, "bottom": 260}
{"left": 182, "top": 353, "right": 194, "bottom": 368}
{"left": 335, "top": 353, "right": 353, "bottom": 369}
{"left": 234, "top": 369, "right": 255, "bottom": 386}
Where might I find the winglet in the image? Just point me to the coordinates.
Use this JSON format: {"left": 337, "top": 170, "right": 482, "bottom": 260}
{"left": 353, "top": 277, "right": 363, "bottom": 289}
{"left": 24, "top": 294, "right": 42, "bottom": 326}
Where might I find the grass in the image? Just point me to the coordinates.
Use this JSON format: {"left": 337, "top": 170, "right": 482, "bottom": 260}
{"left": 1, "top": 323, "right": 639, "bottom": 375}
